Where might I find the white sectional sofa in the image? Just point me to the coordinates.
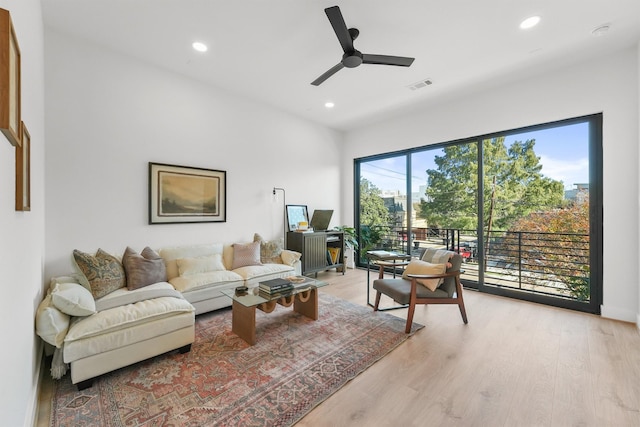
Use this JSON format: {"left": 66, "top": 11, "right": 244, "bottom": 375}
{"left": 35, "top": 235, "right": 301, "bottom": 389}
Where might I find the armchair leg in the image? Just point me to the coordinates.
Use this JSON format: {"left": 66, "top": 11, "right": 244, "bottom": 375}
{"left": 374, "top": 291, "right": 381, "bottom": 311}
{"left": 458, "top": 299, "right": 468, "bottom": 324}
{"left": 405, "top": 301, "right": 416, "bottom": 333}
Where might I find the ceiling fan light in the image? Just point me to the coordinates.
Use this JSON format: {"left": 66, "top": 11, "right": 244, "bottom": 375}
{"left": 520, "top": 16, "right": 541, "bottom": 30}
{"left": 192, "top": 41, "right": 208, "bottom": 52}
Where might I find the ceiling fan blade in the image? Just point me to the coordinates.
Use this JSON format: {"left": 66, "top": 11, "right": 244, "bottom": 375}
{"left": 311, "top": 62, "right": 345, "bottom": 86}
{"left": 362, "top": 54, "right": 415, "bottom": 67}
{"left": 325, "top": 6, "right": 354, "bottom": 53}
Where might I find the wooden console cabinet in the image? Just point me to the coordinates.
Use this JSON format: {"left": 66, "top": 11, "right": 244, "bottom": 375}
{"left": 287, "top": 231, "right": 345, "bottom": 276}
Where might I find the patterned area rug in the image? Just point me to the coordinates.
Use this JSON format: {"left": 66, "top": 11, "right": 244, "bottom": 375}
{"left": 50, "top": 293, "right": 422, "bottom": 426}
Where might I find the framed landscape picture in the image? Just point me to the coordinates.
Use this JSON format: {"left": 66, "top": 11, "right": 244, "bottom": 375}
{"left": 0, "top": 8, "right": 21, "bottom": 147}
{"left": 149, "top": 162, "right": 226, "bottom": 224}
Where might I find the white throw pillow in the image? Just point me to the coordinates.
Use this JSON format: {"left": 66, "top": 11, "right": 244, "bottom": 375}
{"left": 177, "top": 254, "right": 226, "bottom": 276}
{"left": 35, "top": 294, "right": 70, "bottom": 348}
{"left": 51, "top": 282, "right": 97, "bottom": 316}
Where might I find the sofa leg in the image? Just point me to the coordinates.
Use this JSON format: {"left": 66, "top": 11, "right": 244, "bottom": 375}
{"left": 178, "top": 344, "right": 192, "bottom": 354}
{"left": 76, "top": 379, "right": 93, "bottom": 391}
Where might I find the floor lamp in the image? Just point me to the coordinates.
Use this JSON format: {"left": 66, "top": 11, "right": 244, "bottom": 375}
{"left": 273, "top": 187, "right": 286, "bottom": 246}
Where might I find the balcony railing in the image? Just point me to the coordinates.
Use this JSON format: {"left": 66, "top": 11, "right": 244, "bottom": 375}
{"left": 359, "top": 225, "right": 590, "bottom": 302}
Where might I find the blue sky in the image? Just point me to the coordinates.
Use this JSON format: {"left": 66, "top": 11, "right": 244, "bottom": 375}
{"left": 361, "top": 122, "right": 589, "bottom": 193}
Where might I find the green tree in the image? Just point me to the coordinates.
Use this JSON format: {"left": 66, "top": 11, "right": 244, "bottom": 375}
{"left": 358, "top": 178, "right": 391, "bottom": 257}
{"left": 418, "top": 138, "right": 565, "bottom": 231}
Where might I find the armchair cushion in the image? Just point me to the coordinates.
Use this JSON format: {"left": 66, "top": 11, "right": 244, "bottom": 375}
{"left": 373, "top": 278, "right": 450, "bottom": 304}
{"left": 401, "top": 259, "right": 447, "bottom": 291}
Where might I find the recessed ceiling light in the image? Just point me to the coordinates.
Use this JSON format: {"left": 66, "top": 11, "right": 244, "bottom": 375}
{"left": 520, "top": 16, "right": 540, "bottom": 30}
{"left": 325, "top": 102, "right": 335, "bottom": 109}
{"left": 192, "top": 42, "right": 208, "bottom": 52}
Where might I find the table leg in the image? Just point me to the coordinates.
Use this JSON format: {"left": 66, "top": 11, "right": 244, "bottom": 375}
{"left": 294, "top": 288, "right": 318, "bottom": 320}
{"left": 232, "top": 300, "right": 256, "bottom": 345}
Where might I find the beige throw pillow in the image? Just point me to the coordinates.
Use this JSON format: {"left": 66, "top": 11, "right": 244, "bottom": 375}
{"left": 177, "top": 254, "right": 226, "bottom": 276}
{"left": 402, "top": 259, "right": 447, "bottom": 291}
{"left": 122, "top": 246, "right": 168, "bottom": 290}
{"left": 73, "top": 249, "right": 126, "bottom": 299}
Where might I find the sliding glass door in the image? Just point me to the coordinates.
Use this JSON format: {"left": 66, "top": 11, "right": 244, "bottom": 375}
{"left": 355, "top": 114, "right": 602, "bottom": 314}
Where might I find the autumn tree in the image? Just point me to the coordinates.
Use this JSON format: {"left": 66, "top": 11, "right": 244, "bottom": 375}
{"left": 502, "top": 193, "right": 590, "bottom": 300}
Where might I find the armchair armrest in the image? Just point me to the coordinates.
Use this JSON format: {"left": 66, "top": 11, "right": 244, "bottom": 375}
{"left": 405, "top": 269, "right": 464, "bottom": 280}
{"left": 375, "top": 260, "right": 411, "bottom": 279}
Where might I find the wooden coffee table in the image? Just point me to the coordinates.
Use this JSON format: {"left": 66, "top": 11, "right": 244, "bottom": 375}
{"left": 221, "top": 276, "right": 328, "bottom": 345}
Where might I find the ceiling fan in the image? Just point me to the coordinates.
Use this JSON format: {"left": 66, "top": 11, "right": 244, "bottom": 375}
{"left": 311, "top": 5, "right": 415, "bottom": 86}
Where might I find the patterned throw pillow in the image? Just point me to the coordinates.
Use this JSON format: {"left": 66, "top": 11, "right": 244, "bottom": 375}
{"left": 73, "top": 249, "right": 126, "bottom": 299}
{"left": 122, "top": 246, "right": 168, "bottom": 290}
{"left": 231, "top": 241, "right": 262, "bottom": 269}
{"left": 253, "top": 233, "right": 284, "bottom": 264}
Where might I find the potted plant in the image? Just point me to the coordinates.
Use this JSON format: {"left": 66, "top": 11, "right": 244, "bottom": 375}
{"left": 335, "top": 225, "right": 358, "bottom": 270}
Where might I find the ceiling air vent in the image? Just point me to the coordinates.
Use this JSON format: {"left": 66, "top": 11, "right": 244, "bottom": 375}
{"left": 407, "top": 78, "right": 433, "bottom": 91}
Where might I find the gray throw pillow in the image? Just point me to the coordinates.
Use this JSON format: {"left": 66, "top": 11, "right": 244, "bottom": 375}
{"left": 122, "top": 246, "right": 168, "bottom": 290}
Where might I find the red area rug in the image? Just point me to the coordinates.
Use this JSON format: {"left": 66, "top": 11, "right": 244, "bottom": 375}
{"left": 50, "top": 292, "right": 422, "bottom": 426}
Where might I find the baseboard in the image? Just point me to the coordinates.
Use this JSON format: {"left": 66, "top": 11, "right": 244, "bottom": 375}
{"left": 637, "top": 313, "right": 640, "bottom": 334}
{"left": 600, "top": 303, "right": 637, "bottom": 323}
{"left": 26, "top": 341, "right": 45, "bottom": 427}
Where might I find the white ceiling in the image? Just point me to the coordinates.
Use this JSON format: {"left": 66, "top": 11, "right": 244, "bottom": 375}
{"left": 41, "top": 0, "right": 640, "bottom": 131}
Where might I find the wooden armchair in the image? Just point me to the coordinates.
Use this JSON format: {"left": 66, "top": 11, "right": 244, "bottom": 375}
{"left": 373, "top": 249, "right": 468, "bottom": 333}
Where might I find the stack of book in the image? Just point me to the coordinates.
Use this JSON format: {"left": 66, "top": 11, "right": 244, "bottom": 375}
{"left": 258, "top": 278, "right": 293, "bottom": 296}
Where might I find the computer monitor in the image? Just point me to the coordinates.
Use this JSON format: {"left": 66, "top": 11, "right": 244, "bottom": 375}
{"left": 310, "top": 209, "right": 333, "bottom": 232}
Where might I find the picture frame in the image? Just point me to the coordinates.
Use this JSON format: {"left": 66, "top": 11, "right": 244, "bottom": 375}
{"left": 286, "top": 204, "right": 309, "bottom": 231}
{"left": 0, "top": 8, "right": 21, "bottom": 147}
{"left": 15, "top": 121, "right": 30, "bottom": 211}
{"left": 149, "top": 162, "right": 226, "bottom": 224}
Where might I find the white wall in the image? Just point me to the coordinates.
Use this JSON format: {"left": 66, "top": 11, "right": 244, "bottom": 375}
{"left": 0, "top": 0, "right": 45, "bottom": 426}
{"left": 343, "top": 46, "right": 640, "bottom": 323}
{"left": 44, "top": 31, "right": 343, "bottom": 279}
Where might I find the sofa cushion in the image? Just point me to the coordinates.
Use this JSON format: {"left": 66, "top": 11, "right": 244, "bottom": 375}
{"left": 254, "top": 233, "right": 284, "bottom": 264}
{"left": 169, "top": 270, "right": 244, "bottom": 293}
{"left": 64, "top": 296, "right": 194, "bottom": 343}
{"left": 73, "top": 249, "right": 126, "bottom": 299}
{"left": 122, "top": 246, "right": 167, "bottom": 290}
{"left": 177, "top": 254, "right": 226, "bottom": 276}
{"left": 231, "top": 241, "right": 262, "bottom": 269}
{"left": 35, "top": 294, "right": 70, "bottom": 348}
{"left": 159, "top": 244, "right": 224, "bottom": 280}
{"left": 51, "top": 282, "right": 96, "bottom": 316}
{"left": 94, "top": 282, "right": 184, "bottom": 312}
{"left": 234, "top": 263, "right": 295, "bottom": 285}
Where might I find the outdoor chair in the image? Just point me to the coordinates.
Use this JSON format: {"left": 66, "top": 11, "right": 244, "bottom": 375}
{"left": 373, "top": 248, "right": 468, "bottom": 333}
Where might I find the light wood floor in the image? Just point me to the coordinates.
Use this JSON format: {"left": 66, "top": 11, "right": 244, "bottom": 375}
{"left": 37, "top": 268, "right": 640, "bottom": 426}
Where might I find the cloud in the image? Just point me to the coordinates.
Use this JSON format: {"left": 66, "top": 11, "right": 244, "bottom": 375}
{"left": 539, "top": 155, "right": 589, "bottom": 189}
